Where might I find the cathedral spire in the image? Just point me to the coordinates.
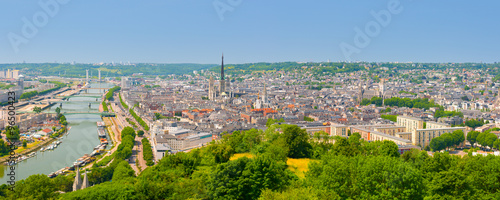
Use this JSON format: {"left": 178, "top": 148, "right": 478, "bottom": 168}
{"left": 221, "top": 53, "right": 224, "bottom": 80}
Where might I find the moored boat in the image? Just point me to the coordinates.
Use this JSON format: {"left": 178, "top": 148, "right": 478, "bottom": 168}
{"left": 47, "top": 173, "right": 56, "bottom": 178}
{"left": 100, "top": 138, "right": 108, "bottom": 144}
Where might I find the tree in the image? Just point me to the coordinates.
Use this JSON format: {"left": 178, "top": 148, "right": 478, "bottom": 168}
{"left": 0, "top": 140, "right": 9, "bottom": 156}
{"left": 121, "top": 127, "right": 136, "bottom": 139}
{"left": 476, "top": 131, "right": 498, "bottom": 149}
{"left": 332, "top": 135, "right": 360, "bottom": 157}
{"left": 303, "top": 116, "right": 314, "bottom": 122}
{"left": 430, "top": 130, "right": 465, "bottom": 151}
{"left": 207, "top": 156, "right": 290, "bottom": 200}
{"left": 61, "top": 181, "right": 137, "bottom": 199}
{"left": 55, "top": 107, "right": 61, "bottom": 116}
{"left": 380, "top": 140, "right": 400, "bottom": 157}
{"left": 260, "top": 187, "right": 339, "bottom": 200}
{"left": 430, "top": 137, "right": 445, "bottom": 152}
{"left": 427, "top": 170, "right": 473, "bottom": 199}
{"left": 5, "top": 126, "right": 20, "bottom": 141}
{"left": 360, "top": 98, "right": 371, "bottom": 105}
{"left": 381, "top": 115, "right": 397, "bottom": 122}
{"left": 22, "top": 140, "right": 27, "bottom": 148}
{"left": 58, "top": 114, "right": 68, "bottom": 126}
{"left": 281, "top": 125, "right": 312, "bottom": 158}
{"left": 9, "top": 174, "right": 57, "bottom": 199}
{"left": 141, "top": 138, "right": 154, "bottom": 166}
{"left": 266, "top": 118, "right": 284, "bottom": 127}
{"left": 464, "top": 119, "right": 484, "bottom": 129}
{"left": 494, "top": 139, "right": 500, "bottom": 150}
{"left": 112, "top": 160, "right": 135, "bottom": 181}
{"left": 137, "top": 130, "right": 144, "bottom": 137}
{"left": 33, "top": 106, "right": 42, "bottom": 113}
{"left": 467, "top": 131, "right": 480, "bottom": 146}
{"left": 206, "top": 143, "right": 234, "bottom": 164}
{"left": 306, "top": 154, "right": 424, "bottom": 199}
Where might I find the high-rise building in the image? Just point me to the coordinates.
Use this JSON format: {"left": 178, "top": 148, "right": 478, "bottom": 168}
{"left": 12, "top": 70, "right": 19, "bottom": 79}
{"left": 6, "top": 69, "right": 11, "bottom": 79}
{"left": 397, "top": 116, "right": 424, "bottom": 133}
{"left": 17, "top": 75, "right": 24, "bottom": 89}
{"left": 121, "top": 77, "right": 129, "bottom": 89}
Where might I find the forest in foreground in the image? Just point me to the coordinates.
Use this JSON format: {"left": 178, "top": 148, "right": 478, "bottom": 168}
{"left": 0, "top": 123, "right": 499, "bottom": 200}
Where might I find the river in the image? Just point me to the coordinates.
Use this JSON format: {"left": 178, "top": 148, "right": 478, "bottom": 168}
{"left": 0, "top": 82, "right": 114, "bottom": 183}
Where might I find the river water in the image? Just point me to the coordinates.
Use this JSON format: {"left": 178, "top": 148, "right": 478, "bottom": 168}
{"left": 0, "top": 82, "right": 114, "bottom": 183}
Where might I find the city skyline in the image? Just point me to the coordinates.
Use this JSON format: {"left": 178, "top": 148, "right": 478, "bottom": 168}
{"left": 2, "top": 1, "right": 500, "bottom": 199}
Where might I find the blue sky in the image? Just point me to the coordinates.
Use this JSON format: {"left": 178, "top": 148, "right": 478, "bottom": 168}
{"left": 0, "top": 0, "right": 498, "bottom": 64}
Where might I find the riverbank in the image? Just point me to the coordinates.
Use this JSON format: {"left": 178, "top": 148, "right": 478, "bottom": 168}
{"left": 0, "top": 137, "right": 56, "bottom": 164}
{"left": 82, "top": 117, "right": 120, "bottom": 170}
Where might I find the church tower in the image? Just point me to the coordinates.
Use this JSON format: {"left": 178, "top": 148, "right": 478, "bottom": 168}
{"left": 379, "top": 78, "right": 385, "bottom": 106}
{"left": 209, "top": 76, "right": 215, "bottom": 100}
{"left": 358, "top": 82, "right": 365, "bottom": 105}
{"left": 262, "top": 82, "right": 268, "bottom": 105}
{"left": 81, "top": 171, "right": 89, "bottom": 190}
{"left": 219, "top": 54, "right": 226, "bottom": 94}
{"left": 73, "top": 167, "right": 82, "bottom": 191}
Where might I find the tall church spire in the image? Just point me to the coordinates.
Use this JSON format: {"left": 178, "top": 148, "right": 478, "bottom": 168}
{"left": 219, "top": 53, "right": 226, "bottom": 94}
{"left": 81, "top": 171, "right": 89, "bottom": 190}
{"left": 221, "top": 53, "right": 224, "bottom": 80}
{"left": 73, "top": 166, "right": 82, "bottom": 191}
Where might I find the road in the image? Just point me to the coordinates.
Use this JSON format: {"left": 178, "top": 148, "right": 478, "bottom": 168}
{"left": 111, "top": 93, "right": 149, "bottom": 173}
